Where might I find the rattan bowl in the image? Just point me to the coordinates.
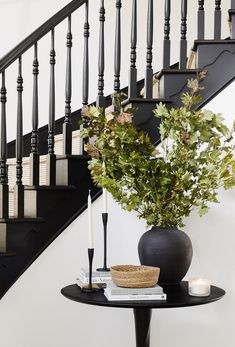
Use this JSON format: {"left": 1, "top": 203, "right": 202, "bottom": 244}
{"left": 110, "top": 265, "right": 160, "bottom": 288}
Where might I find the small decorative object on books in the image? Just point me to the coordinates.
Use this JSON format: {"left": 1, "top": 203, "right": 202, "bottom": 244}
{"left": 104, "top": 281, "right": 166, "bottom": 301}
{"left": 111, "top": 265, "right": 160, "bottom": 288}
{"left": 188, "top": 278, "right": 211, "bottom": 297}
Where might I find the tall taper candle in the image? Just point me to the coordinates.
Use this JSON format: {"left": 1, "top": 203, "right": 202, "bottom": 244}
{"left": 88, "top": 190, "right": 94, "bottom": 248}
{"left": 103, "top": 188, "right": 107, "bottom": 213}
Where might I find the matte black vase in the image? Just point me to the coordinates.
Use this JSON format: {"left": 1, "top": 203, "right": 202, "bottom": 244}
{"left": 138, "top": 227, "right": 193, "bottom": 284}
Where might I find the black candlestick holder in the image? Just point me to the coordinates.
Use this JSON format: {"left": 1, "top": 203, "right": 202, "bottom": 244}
{"left": 97, "top": 213, "right": 110, "bottom": 272}
{"left": 81, "top": 248, "right": 103, "bottom": 293}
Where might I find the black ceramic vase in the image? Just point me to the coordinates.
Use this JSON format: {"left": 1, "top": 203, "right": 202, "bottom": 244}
{"left": 138, "top": 226, "right": 193, "bottom": 284}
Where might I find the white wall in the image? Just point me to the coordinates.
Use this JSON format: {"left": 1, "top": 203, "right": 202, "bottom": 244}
{"left": 0, "top": 1, "right": 234, "bottom": 347}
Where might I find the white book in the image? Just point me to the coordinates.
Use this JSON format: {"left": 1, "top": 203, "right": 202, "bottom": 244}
{"left": 77, "top": 273, "right": 111, "bottom": 284}
{"left": 105, "top": 282, "right": 164, "bottom": 295}
{"left": 80, "top": 268, "right": 112, "bottom": 278}
{"left": 104, "top": 291, "right": 167, "bottom": 301}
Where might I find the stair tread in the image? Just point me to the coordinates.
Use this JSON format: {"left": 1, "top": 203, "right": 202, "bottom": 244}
{"left": 0, "top": 252, "right": 16, "bottom": 257}
{"left": 156, "top": 69, "right": 203, "bottom": 80}
{"left": 24, "top": 185, "right": 77, "bottom": 191}
{"left": 0, "top": 217, "right": 45, "bottom": 223}
{"left": 192, "top": 39, "right": 235, "bottom": 51}
{"left": 122, "top": 97, "right": 171, "bottom": 107}
{"left": 56, "top": 154, "right": 90, "bottom": 161}
{"left": 229, "top": 9, "right": 235, "bottom": 19}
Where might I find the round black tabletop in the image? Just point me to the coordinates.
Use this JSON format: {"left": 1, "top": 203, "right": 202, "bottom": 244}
{"left": 61, "top": 281, "right": 225, "bottom": 309}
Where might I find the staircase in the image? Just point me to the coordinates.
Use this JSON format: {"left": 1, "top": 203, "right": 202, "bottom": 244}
{"left": 0, "top": 0, "right": 235, "bottom": 298}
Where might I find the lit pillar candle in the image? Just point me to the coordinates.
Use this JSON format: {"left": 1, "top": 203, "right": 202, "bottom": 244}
{"left": 188, "top": 278, "right": 211, "bottom": 297}
{"left": 88, "top": 190, "right": 94, "bottom": 248}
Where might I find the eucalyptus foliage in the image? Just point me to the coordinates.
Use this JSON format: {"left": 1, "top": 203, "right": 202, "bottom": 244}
{"left": 82, "top": 76, "right": 235, "bottom": 228}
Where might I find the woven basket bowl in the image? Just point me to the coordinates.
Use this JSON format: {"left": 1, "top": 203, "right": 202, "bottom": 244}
{"left": 110, "top": 265, "right": 160, "bottom": 288}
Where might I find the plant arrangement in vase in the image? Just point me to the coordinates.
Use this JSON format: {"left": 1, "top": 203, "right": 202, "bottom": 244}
{"left": 81, "top": 73, "right": 235, "bottom": 283}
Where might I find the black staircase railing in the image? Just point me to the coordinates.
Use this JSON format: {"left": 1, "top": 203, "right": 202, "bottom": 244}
{"left": 63, "top": 15, "right": 73, "bottom": 155}
{"left": 128, "top": 0, "right": 137, "bottom": 98}
{"left": 0, "top": 0, "right": 233, "bottom": 222}
{"left": 83, "top": 2, "right": 90, "bottom": 108}
{"left": 0, "top": 71, "right": 8, "bottom": 219}
{"left": 214, "top": 0, "right": 222, "bottom": 40}
{"left": 163, "top": 0, "right": 171, "bottom": 69}
{"left": 145, "top": 0, "right": 153, "bottom": 99}
{"left": 180, "top": 0, "right": 188, "bottom": 69}
{"left": 30, "top": 42, "right": 39, "bottom": 186}
{"left": 47, "top": 29, "right": 56, "bottom": 186}
{"left": 197, "top": 1, "right": 205, "bottom": 40}
{"left": 97, "top": 0, "right": 106, "bottom": 108}
{"left": 114, "top": 0, "right": 122, "bottom": 95}
{"left": 15, "top": 57, "right": 24, "bottom": 218}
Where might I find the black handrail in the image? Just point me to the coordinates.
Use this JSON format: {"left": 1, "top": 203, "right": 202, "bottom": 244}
{"left": 0, "top": 0, "right": 87, "bottom": 73}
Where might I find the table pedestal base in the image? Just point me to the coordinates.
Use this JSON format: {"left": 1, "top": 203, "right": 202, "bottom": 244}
{"left": 133, "top": 308, "right": 152, "bottom": 347}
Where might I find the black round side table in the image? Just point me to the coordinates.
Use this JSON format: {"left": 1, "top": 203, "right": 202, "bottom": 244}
{"left": 61, "top": 281, "right": 225, "bottom": 347}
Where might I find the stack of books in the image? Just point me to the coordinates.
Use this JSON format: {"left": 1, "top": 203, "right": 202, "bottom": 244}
{"left": 76, "top": 268, "right": 112, "bottom": 288}
{"left": 104, "top": 282, "right": 167, "bottom": 301}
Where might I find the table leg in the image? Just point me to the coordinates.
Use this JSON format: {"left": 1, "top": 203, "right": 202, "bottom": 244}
{"left": 133, "top": 308, "right": 152, "bottom": 347}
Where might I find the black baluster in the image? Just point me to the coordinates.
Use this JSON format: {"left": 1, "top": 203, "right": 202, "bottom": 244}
{"left": 214, "top": 0, "right": 221, "bottom": 39}
{"left": 83, "top": 1, "right": 89, "bottom": 107}
{"left": 15, "top": 57, "right": 24, "bottom": 218}
{"left": 144, "top": 0, "right": 153, "bottom": 99}
{"left": 180, "top": 0, "right": 187, "bottom": 70}
{"left": 232, "top": 0, "right": 235, "bottom": 9}
{"left": 47, "top": 29, "right": 56, "bottom": 185}
{"left": 0, "top": 71, "right": 9, "bottom": 219}
{"left": 30, "top": 43, "right": 39, "bottom": 186}
{"left": 163, "top": 0, "right": 171, "bottom": 69}
{"left": 128, "top": 0, "right": 137, "bottom": 98}
{"left": 197, "top": 1, "right": 205, "bottom": 40}
{"left": 96, "top": 0, "right": 105, "bottom": 108}
{"left": 80, "top": 1, "right": 90, "bottom": 155}
{"left": 63, "top": 15, "right": 73, "bottom": 155}
{"left": 114, "top": 0, "right": 122, "bottom": 94}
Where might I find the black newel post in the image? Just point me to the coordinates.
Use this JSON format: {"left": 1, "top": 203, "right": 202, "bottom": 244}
{"left": 179, "top": 0, "right": 188, "bottom": 69}
{"left": 96, "top": 0, "right": 105, "bottom": 109}
{"left": 63, "top": 15, "right": 73, "bottom": 155}
{"left": 197, "top": 1, "right": 205, "bottom": 40}
{"left": 0, "top": 71, "right": 9, "bottom": 219}
{"left": 214, "top": 0, "right": 221, "bottom": 39}
{"left": 47, "top": 29, "right": 56, "bottom": 185}
{"left": 128, "top": 0, "right": 137, "bottom": 98}
{"left": 15, "top": 57, "right": 24, "bottom": 218}
{"left": 30, "top": 42, "right": 40, "bottom": 186}
{"left": 144, "top": 0, "right": 153, "bottom": 99}
{"left": 163, "top": 0, "right": 171, "bottom": 69}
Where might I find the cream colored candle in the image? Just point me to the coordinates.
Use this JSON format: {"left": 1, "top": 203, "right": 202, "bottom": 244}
{"left": 87, "top": 190, "right": 94, "bottom": 248}
{"left": 189, "top": 278, "right": 211, "bottom": 297}
{"left": 103, "top": 188, "right": 107, "bottom": 213}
